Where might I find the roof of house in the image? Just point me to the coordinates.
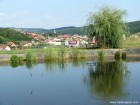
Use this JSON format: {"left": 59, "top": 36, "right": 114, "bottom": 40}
{"left": 7, "top": 42, "right": 15, "bottom": 46}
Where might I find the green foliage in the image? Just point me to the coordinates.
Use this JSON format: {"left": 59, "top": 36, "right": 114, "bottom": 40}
{"left": 45, "top": 46, "right": 57, "bottom": 62}
{"left": 98, "top": 51, "right": 105, "bottom": 61}
{"left": 26, "top": 52, "right": 32, "bottom": 62}
{"left": 86, "top": 5, "right": 128, "bottom": 48}
{"left": 128, "top": 21, "right": 140, "bottom": 34}
{"left": 72, "top": 48, "right": 79, "bottom": 59}
{"left": 123, "top": 36, "right": 140, "bottom": 48}
{"left": 10, "top": 55, "right": 24, "bottom": 63}
{"left": 0, "top": 28, "right": 30, "bottom": 44}
{"left": 115, "top": 51, "right": 122, "bottom": 61}
{"left": 84, "top": 61, "right": 128, "bottom": 98}
{"left": 79, "top": 49, "right": 86, "bottom": 58}
{"left": 10, "top": 55, "right": 20, "bottom": 63}
{"left": 122, "top": 52, "right": 127, "bottom": 60}
{"left": 58, "top": 46, "right": 65, "bottom": 61}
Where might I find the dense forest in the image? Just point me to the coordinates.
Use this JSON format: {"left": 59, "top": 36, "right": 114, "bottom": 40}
{"left": 0, "top": 28, "right": 30, "bottom": 44}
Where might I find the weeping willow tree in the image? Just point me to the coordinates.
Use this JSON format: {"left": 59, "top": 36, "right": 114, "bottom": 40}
{"left": 86, "top": 6, "right": 129, "bottom": 48}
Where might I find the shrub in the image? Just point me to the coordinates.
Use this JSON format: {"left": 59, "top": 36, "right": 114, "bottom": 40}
{"left": 10, "top": 55, "right": 20, "bottom": 63}
{"left": 115, "top": 51, "right": 122, "bottom": 61}
{"left": 122, "top": 52, "right": 127, "bottom": 61}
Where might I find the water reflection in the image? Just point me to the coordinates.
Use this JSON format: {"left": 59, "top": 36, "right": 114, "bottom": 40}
{"left": 84, "top": 61, "right": 129, "bottom": 99}
{"left": 10, "top": 62, "right": 24, "bottom": 68}
{"left": 72, "top": 59, "right": 86, "bottom": 68}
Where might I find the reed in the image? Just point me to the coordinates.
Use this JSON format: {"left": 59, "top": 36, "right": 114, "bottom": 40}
{"left": 45, "top": 46, "right": 57, "bottom": 62}
{"left": 72, "top": 48, "right": 79, "bottom": 59}
{"left": 58, "top": 46, "right": 66, "bottom": 61}
{"left": 98, "top": 51, "right": 104, "bottom": 62}
{"left": 79, "top": 49, "right": 86, "bottom": 58}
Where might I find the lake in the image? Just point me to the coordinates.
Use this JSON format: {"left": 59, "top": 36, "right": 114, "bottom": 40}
{"left": 0, "top": 60, "right": 140, "bottom": 105}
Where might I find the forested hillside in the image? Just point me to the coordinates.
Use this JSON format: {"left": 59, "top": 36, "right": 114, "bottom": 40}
{"left": 0, "top": 28, "right": 30, "bottom": 44}
{"left": 128, "top": 20, "right": 140, "bottom": 34}
{"left": 11, "top": 21, "right": 140, "bottom": 35}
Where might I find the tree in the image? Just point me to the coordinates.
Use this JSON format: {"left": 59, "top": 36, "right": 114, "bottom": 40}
{"left": 86, "top": 6, "right": 129, "bottom": 48}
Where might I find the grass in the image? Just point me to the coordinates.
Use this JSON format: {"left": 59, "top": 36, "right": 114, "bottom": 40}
{"left": 123, "top": 36, "right": 140, "bottom": 48}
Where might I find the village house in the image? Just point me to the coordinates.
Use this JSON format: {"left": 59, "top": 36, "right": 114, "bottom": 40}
{"left": 0, "top": 44, "right": 11, "bottom": 51}
{"left": 20, "top": 41, "right": 32, "bottom": 47}
{"left": 7, "top": 42, "right": 17, "bottom": 48}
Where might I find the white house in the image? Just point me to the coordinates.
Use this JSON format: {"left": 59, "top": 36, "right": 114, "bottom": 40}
{"left": 65, "top": 40, "right": 79, "bottom": 47}
{"left": 0, "top": 45, "right": 11, "bottom": 51}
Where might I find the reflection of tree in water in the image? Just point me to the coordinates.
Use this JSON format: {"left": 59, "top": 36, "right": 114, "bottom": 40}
{"left": 45, "top": 61, "right": 67, "bottom": 72}
{"left": 72, "top": 59, "right": 86, "bottom": 68}
{"left": 10, "top": 62, "right": 24, "bottom": 68}
{"left": 25, "top": 61, "right": 37, "bottom": 69}
{"left": 84, "top": 61, "right": 129, "bottom": 99}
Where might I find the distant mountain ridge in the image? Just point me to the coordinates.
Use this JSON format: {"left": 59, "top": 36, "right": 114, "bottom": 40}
{"left": 11, "top": 20, "right": 140, "bottom": 35}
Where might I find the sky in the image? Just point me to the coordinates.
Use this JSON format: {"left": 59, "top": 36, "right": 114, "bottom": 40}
{"left": 0, "top": 0, "right": 140, "bottom": 29}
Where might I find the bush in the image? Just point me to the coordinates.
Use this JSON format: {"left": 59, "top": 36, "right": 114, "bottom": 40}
{"left": 10, "top": 55, "right": 20, "bottom": 63}
{"left": 115, "top": 51, "right": 122, "bottom": 61}
{"left": 122, "top": 52, "right": 127, "bottom": 61}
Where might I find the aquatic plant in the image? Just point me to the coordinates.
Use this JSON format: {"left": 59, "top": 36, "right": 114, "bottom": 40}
{"left": 45, "top": 46, "right": 57, "bottom": 62}
{"left": 98, "top": 51, "right": 104, "bottom": 62}
{"left": 72, "top": 48, "right": 79, "bottom": 59}
{"left": 79, "top": 49, "right": 86, "bottom": 58}
{"left": 58, "top": 46, "right": 65, "bottom": 61}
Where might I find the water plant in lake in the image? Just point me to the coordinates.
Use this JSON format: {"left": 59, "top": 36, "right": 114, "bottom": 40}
{"left": 26, "top": 52, "right": 37, "bottom": 62}
{"left": 72, "top": 48, "right": 79, "bottom": 59}
{"left": 45, "top": 46, "right": 57, "bottom": 62}
{"left": 58, "top": 46, "right": 66, "bottom": 61}
{"left": 98, "top": 51, "right": 104, "bottom": 62}
{"left": 79, "top": 49, "right": 86, "bottom": 58}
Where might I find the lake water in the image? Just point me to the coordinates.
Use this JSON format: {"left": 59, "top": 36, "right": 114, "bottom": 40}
{"left": 0, "top": 60, "right": 140, "bottom": 105}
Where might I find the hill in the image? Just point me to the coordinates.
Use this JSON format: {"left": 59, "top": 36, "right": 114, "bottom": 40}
{"left": 0, "top": 28, "right": 30, "bottom": 44}
{"left": 127, "top": 20, "right": 140, "bottom": 34}
{"left": 12, "top": 26, "right": 86, "bottom": 35}
{"left": 9, "top": 20, "right": 140, "bottom": 35}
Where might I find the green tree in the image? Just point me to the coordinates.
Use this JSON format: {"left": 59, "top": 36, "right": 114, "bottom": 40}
{"left": 86, "top": 6, "right": 129, "bottom": 48}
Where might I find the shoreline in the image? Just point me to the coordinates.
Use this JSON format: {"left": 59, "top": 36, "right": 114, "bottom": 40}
{"left": 0, "top": 48, "right": 140, "bottom": 63}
